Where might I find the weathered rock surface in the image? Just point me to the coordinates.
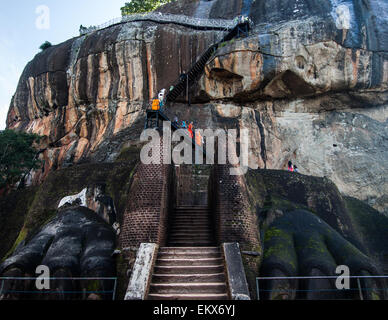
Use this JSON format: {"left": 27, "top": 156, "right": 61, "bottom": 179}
{"left": 5, "top": 2, "right": 388, "bottom": 210}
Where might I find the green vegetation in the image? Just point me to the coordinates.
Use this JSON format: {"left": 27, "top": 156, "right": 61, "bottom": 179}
{"left": 0, "top": 129, "right": 42, "bottom": 189}
{"left": 121, "top": 0, "right": 173, "bottom": 15}
{"left": 39, "top": 41, "right": 52, "bottom": 51}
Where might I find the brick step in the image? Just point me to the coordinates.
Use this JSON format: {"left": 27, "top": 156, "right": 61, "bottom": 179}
{"left": 152, "top": 273, "right": 226, "bottom": 283}
{"left": 172, "top": 218, "right": 210, "bottom": 222}
{"left": 154, "top": 265, "right": 224, "bottom": 275}
{"left": 158, "top": 252, "right": 220, "bottom": 259}
{"left": 168, "top": 237, "right": 214, "bottom": 242}
{"left": 175, "top": 210, "right": 209, "bottom": 213}
{"left": 170, "top": 224, "right": 211, "bottom": 228}
{"left": 169, "top": 233, "right": 213, "bottom": 238}
{"left": 173, "top": 215, "right": 210, "bottom": 218}
{"left": 169, "top": 227, "right": 213, "bottom": 232}
{"left": 175, "top": 210, "right": 210, "bottom": 213}
{"left": 175, "top": 208, "right": 209, "bottom": 210}
{"left": 159, "top": 247, "right": 220, "bottom": 253}
{"left": 171, "top": 222, "right": 210, "bottom": 226}
{"left": 172, "top": 218, "right": 211, "bottom": 223}
{"left": 172, "top": 218, "right": 211, "bottom": 222}
{"left": 168, "top": 242, "right": 215, "bottom": 247}
{"left": 174, "top": 210, "right": 210, "bottom": 215}
{"left": 149, "top": 282, "right": 227, "bottom": 294}
{"left": 169, "top": 233, "right": 213, "bottom": 237}
{"left": 175, "top": 206, "right": 209, "bottom": 210}
{"left": 174, "top": 212, "right": 210, "bottom": 215}
{"left": 173, "top": 212, "right": 210, "bottom": 216}
{"left": 169, "top": 236, "right": 213, "bottom": 241}
{"left": 168, "top": 239, "right": 214, "bottom": 243}
{"left": 148, "top": 293, "right": 228, "bottom": 300}
{"left": 168, "top": 239, "right": 214, "bottom": 245}
{"left": 156, "top": 258, "right": 223, "bottom": 266}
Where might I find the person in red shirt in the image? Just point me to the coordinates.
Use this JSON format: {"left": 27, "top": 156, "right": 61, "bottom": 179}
{"left": 188, "top": 122, "right": 194, "bottom": 139}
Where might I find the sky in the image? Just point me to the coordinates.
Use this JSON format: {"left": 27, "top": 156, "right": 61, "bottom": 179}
{"left": 0, "top": 0, "right": 127, "bottom": 129}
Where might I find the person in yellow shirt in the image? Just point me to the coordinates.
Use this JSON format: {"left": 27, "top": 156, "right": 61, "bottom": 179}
{"left": 152, "top": 98, "right": 160, "bottom": 111}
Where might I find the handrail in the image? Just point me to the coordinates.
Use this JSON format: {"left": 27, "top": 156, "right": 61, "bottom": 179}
{"left": 0, "top": 277, "right": 118, "bottom": 300}
{"left": 80, "top": 12, "right": 236, "bottom": 35}
{"left": 165, "top": 22, "right": 250, "bottom": 102}
{"left": 256, "top": 275, "right": 388, "bottom": 300}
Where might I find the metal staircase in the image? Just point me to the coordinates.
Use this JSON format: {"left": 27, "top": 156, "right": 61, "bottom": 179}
{"left": 166, "top": 21, "right": 251, "bottom": 103}
{"left": 145, "top": 20, "right": 251, "bottom": 129}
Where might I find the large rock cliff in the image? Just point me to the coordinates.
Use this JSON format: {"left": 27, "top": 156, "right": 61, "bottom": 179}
{"left": 6, "top": 0, "right": 387, "bottom": 214}
{"left": 2, "top": 0, "right": 388, "bottom": 300}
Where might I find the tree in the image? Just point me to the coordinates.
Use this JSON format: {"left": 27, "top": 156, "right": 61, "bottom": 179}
{"left": 0, "top": 130, "right": 42, "bottom": 189}
{"left": 39, "top": 41, "right": 52, "bottom": 51}
{"left": 121, "top": 0, "right": 173, "bottom": 16}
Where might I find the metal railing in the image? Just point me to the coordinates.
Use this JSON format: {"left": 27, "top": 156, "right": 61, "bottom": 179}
{"left": 256, "top": 275, "right": 388, "bottom": 300}
{"left": 80, "top": 12, "right": 237, "bottom": 35}
{"left": 0, "top": 277, "right": 118, "bottom": 300}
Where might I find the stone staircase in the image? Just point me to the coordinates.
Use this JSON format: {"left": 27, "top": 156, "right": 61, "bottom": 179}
{"left": 148, "top": 247, "right": 229, "bottom": 300}
{"left": 168, "top": 206, "right": 214, "bottom": 246}
{"left": 147, "top": 205, "right": 229, "bottom": 300}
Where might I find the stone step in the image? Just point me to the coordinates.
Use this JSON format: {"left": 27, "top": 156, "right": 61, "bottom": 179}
{"left": 170, "top": 224, "right": 211, "bottom": 229}
{"left": 176, "top": 206, "right": 209, "bottom": 209}
{"left": 169, "top": 227, "right": 213, "bottom": 232}
{"left": 169, "top": 234, "right": 213, "bottom": 240}
{"left": 152, "top": 273, "right": 226, "bottom": 283}
{"left": 168, "top": 240, "right": 214, "bottom": 245}
{"left": 172, "top": 218, "right": 210, "bottom": 221}
{"left": 154, "top": 265, "right": 224, "bottom": 275}
{"left": 171, "top": 221, "right": 211, "bottom": 225}
{"left": 158, "top": 252, "right": 221, "bottom": 259}
{"left": 172, "top": 218, "right": 210, "bottom": 222}
{"left": 169, "top": 233, "right": 213, "bottom": 238}
{"left": 168, "top": 241, "right": 215, "bottom": 247}
{"left": 175, "top": 209, "right": 209, "bottom": 212}
{"left": 174, "top": 211, "right": 210, "bottom": 215}
{"left": 174, "top": 210, "right": 210, "bottom": 215}
{"left": 169, "top": 230, "right": 212, "bottom": 235}
{"left": 159, "top": 247, "right": 220, "bottom": 253}
{"left": 156, "top": 258, "right": 223, "bottom": 266}
{"left": 149, "top": 282, "right": 227, "bottom": 294}
{"left": 148, "top": 293, "right": 228, "bottom": 300}
{"left": 173, "top": 214, "right": 210, "bottom": 217}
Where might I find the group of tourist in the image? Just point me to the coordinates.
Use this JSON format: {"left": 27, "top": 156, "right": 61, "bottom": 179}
{"left": 152, "top": 88, "right": 201, "bottom": 145}
{"left": 288, "top": 161, "right": 299, "bottom": 173}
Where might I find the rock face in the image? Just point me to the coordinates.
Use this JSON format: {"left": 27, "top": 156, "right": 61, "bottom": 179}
{"left": 2, "top": 0, "right": 388, "bottom": 298}
{"left": 5, "top": 1, "right": 388, "bottom": 208}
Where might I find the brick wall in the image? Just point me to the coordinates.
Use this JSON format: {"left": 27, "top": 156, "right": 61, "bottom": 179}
{"left": 209, "top": 164, "right": 260, "bottom": 250}
{"left": 120, "top": 136, "right": 173, "bottom": 248}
